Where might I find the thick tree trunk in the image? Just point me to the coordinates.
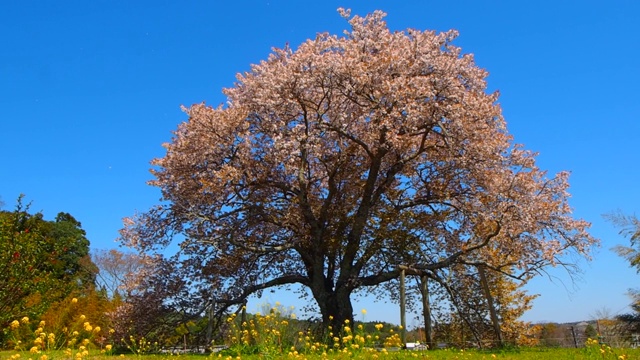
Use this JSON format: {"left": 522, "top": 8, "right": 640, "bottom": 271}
{"left": 311, "top": 284, "right": 354, "bottom": 335}
{"left": 478, "top": 265, "right": 503, "bottom": 347}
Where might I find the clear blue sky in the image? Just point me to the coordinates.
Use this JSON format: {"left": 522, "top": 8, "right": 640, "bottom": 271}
{"left": 2, "top": 0, "right": 639, "bottom": 326}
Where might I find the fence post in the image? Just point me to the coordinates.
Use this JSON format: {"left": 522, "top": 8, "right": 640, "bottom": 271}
{"left": 420, "top": 275, "right": 433, "bottom": 350}
{"left": 400, "top": 269, "right": 406, "bottom": 348}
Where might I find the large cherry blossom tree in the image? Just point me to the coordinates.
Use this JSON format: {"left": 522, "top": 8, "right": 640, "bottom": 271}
{"left": 120, "top": 9, "right": 597, "bottom": 330}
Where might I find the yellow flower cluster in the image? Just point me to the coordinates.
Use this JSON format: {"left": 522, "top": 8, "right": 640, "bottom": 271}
{"left": 223, "top": 304, "right": 408, "bottom": 359}
{"left": 124, "top": 335, "right": 156, "bottom": 355}
{"left": 383, "top": 333, "right": 402, "bottom": 348}
{"left": 585, "top": 338, "right": 631, "bottom": 360}
{"left": 3, "top": 296, "right": 115, "bottom": 359}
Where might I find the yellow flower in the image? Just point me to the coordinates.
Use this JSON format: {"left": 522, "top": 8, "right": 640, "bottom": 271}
{"left": 361, "top": 309, "right": 367, "bottom": 315}
{"left": 21, "top": 317, "right": 30, "bottom": 324}
{"left": 105, "top": 345, "right": 113, "bottom": 351}
{"left": 39, "top": 320, "right": 45, "bottom": 327}
{"left": 79, "top": 315, "right": 86, "bottom": 320}
{"left": 71, "top": 298, "right": 78, "bottom": 303}
{"left": 94, "top": 326, "right": 101, "bottom": 333}
{"left": 30, "top": 346, "right": 40, "bottom": 354}
{"left": 10, "top": 320, "right": 20, "bottom": 329}
{"left": 40, "top": 355, "right": 48, "bottom": 360}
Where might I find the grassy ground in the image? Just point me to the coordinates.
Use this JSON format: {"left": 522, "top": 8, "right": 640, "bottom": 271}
{"left": 2, "top": 347, "right": 639, "bottom": 360}
{"left": 3, "top": 304, "right": 638, "bottom": 359}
